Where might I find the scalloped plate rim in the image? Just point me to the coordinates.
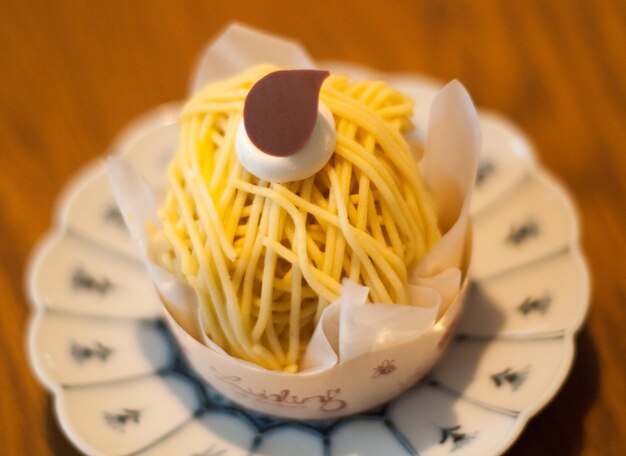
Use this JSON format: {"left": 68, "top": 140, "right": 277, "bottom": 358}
{"left": 25, "top": 167, "right": 590, "bottom": 456}
{"left": 24, "top": 87, "right": 591, "bottom": 455}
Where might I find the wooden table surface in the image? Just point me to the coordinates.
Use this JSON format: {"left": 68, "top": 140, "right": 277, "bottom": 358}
{"left": 2, "top": 1, "right": 625, "bottom": 455}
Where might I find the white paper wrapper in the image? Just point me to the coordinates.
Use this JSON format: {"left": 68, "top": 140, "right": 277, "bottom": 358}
{"left": 107, "top": 23, "right": 479, "bottom": 419}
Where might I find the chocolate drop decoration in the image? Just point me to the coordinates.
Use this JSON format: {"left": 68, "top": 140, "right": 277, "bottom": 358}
{"left": 243, "top": 69, "right": 330, "bottom": 157}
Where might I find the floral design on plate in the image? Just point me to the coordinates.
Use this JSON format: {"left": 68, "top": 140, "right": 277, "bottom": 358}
{"left": 26, "top": 64, "right": 589, "bottom": 456}
{"left": 439, "top": 425, "right": 477, "bottom": 452}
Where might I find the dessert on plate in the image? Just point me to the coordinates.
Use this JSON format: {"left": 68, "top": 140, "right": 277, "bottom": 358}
{"left": 108, "top": 24, "right": 479, "bottom": 419}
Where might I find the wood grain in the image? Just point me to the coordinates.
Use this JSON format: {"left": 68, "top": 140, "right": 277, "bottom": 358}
{"left": 1, "top": 1, "right": 625, "bottom": 454}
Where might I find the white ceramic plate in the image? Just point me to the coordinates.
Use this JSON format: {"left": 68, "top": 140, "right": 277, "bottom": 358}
{"left": 26, "top": 73, "right": 589, "bottom": 456}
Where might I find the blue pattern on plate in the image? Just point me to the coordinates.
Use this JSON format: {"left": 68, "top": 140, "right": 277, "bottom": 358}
{"left": 26, "top": 93, "right": 591, "bottom": 455}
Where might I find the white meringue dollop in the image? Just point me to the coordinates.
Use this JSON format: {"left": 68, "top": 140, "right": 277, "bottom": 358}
{"left": 236, "top": 102, "right": 336, "bottom": 183}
